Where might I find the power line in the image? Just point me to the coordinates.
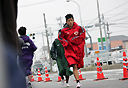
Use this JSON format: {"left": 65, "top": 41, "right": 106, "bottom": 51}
{"left": 108, "top": 16, "right": 128, "bottom": 22}
{"left": 88, "top": 28, "right": 128, "bottom": 35}
{"left": 73, "top": 0, "right": 90, "bottom": 16}
{"left": 80, "top": 0, "right": 88, "bottom": 11}
{"left": 25, "top": 23, "right": 59, "bottom": 31}
{"left": 104, "top": 13, "right": 128, "bottom": 16}
{"left": 116, "top": 20, "right": 128, "bottom": 23}
{"left": 29, "top": 25, "right": 44, "bottom": 30}
{"left": 87, "top": 17, "right": 98, "bottom": 25}
{"left": 19, "top": 0, "right": 56, "bottom": 8}
{"left": 111, "top": 25, "right": 128, "bottom": 27}
{"left": 103, "top": 1, "right": 128, "bottom": 14}
{"left": 87, "top": 21, "right": 128, "bottom": 32}
{"left": 88, "top": 27, "right": 99, "bottom": 32}
{"left": 112, "top": 29, "right": 128, "bottom": 33}
{"left": 105, "top": 8, "right": 128, "bottom": 20}
{"left": 80, "top": 0, "right": 90, "bottom": 14}
{"left": 110, "top": 22, "right": 128, "bottom": 25}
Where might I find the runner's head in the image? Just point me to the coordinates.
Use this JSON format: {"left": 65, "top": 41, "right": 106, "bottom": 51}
{"left": 18, "top": 26, "right": 26, "bottom": 35}
{"left": 65, "top": 14, "right": 74, "bottom": 28}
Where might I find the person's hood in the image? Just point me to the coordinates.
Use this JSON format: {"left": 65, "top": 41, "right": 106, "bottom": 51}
{"left": 20, "top": 35, "right": 29, "bottom": 42}
{"left": 63, "top": 23, "right": 68, "bottom": 28}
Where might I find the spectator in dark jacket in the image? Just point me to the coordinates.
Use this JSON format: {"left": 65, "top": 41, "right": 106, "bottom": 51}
{"left": 0, "top": 0, "right": 27, "bottom": 88}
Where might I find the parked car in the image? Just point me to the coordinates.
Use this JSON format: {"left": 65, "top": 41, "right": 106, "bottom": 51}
{"left": 89, "top": 50, "right": 112, "bottom": 66}
{"left": 46, "top": 65, "right": 51, "bottom": 72}
{"left": 33, "top": 64, "right": 44, "bottom": 75}
{"left": 94, "top": 59, "right": 112, "bottom": 66}
{"left": 94, "top": 59, "right": 102, "bottom": 66}
{"left": 113, "top": 55, "right": 123, "bottom": 63}
{"left": 111, "top": 51, "right": 123, "bottom": 64}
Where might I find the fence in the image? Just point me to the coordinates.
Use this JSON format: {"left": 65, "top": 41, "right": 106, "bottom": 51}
{"left": 83, "top": 49, "right": 128, "bottom": 67}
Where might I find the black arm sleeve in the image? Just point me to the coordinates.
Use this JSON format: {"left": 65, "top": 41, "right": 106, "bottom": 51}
{"left": 50, "top": 40, "right": 57, "bottom": 60}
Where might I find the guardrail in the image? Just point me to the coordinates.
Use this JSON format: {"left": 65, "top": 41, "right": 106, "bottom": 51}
{"left": 83, "top": 49, "right": 128, "bottom": 67}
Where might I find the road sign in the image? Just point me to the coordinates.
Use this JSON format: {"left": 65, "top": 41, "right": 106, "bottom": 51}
{"left": 98, "top": 37, "right": 110, "bottom": 51}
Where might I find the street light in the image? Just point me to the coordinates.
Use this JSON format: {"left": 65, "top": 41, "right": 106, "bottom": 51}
{"left": 84, "top": 27, "right": 93, "bottom": 50}
{"left": 66, "top": 0, "right": 89, "bottom": 57}
{"left": 66, "top": 0, "right": 82, "bottom": 26}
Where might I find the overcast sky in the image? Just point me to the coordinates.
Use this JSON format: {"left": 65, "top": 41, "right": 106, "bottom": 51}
{"left": 17, "top": 0, "right": 128, "bottom": 59}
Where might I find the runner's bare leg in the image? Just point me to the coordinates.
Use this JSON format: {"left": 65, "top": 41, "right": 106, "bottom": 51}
{"left": 28, "top": 75, "right": 32, "bottom": 82}
{"left": 73, "top": 64, "right": 79, "bottom": 80}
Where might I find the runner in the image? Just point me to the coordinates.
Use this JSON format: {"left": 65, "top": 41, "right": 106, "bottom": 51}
{"left": 50, "top": 30, "right": 73, "bottom": 87}
{"left": 58, "top": 14, "right": 86, "bottom": 88}
{"left": 18, "top": 26, "right": 37, "bottom": 88}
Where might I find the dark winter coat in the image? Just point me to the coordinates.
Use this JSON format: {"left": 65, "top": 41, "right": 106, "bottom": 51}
{"left": 50, "top": 39, "right": 73, "bottom": 76}
{"left": 0, "top": 0, "right": 27, "bottom": 88}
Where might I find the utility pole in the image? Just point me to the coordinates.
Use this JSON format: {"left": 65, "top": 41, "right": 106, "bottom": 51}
{"left": 42, "top": 32, "right": 46, "bottom": 57}
{"left": 49, "top": 27, "right": 52, "bottom": 43}
{"left": 42, "top": 32, "right": 45, "bottom": 46}
{"left": 107, "top": 22, "right": 111, "bottom": 52}
{"left": 102, "top": 14, "right": 109, "bottom": 52}
{"left": 60, "top": 17, "right": 63, "bottom": 28}
{"left": 43, "top": 13, "right": 52, "bottom": 72}
{"left": 96, "top": 0, "right": 104, "bottom": 50}
{"left": 57, "top": 17, "right": 63, "bottom": 28}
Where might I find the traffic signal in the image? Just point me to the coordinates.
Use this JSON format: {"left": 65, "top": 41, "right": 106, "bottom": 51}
{"left": 32, "top": 33, "right": 35, "bottom": 39}
{"left": 27, "top": 33, "right": 35, "bottom": 39}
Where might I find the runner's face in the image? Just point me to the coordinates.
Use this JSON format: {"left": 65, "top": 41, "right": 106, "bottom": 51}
{"left": 66, "top": 18, "right": 74, "bottom": 28}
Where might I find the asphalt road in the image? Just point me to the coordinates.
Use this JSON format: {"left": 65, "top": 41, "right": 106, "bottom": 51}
{"left": 31, "top": 69, "right": 128, "bottom": 88}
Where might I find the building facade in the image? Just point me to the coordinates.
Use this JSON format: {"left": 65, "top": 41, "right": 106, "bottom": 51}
{"left": 86, "top": 35, "right": 128, "bottom": 51}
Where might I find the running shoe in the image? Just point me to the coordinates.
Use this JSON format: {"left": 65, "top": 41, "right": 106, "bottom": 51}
{"left": 76, "top": 82, "right": 82, "bottom": 88}
{"left": 28, "top": 82, "right": 32, "bottom": 88}
{"left": 66, "top": 83, "right": 70, "bottom": 87}
{"left": 61, "top": 79, "right": 64, "bottom": 86}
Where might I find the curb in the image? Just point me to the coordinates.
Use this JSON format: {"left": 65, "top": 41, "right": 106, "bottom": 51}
{"left": 81, "top": 63, "right": 123, "bottom": 71}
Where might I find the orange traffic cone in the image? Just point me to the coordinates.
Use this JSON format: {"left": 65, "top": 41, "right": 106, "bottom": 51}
{"left": 119, "top": 51, "right": 128, "bottom": 81}
{"left": 44, "top": 67, "right": 52, "bottom": 82}
{"left": 56, "top": 76, "right": 61, "bottom": 82}
{"left": 31, "top": 75, "right": 35, "bottom": 82}
{"left": 78, "top": 69, "right": 86, "bottom": 80}
{"left": 94, "top": 57, "right": 108, "bottom": 81}
{"left": 37, "top": 68, "right": 44, "bottom": 82}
